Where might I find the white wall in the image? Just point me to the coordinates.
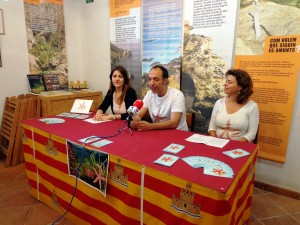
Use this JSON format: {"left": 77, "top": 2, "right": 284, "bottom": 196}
{"left": 0, "top": 0, "right": 29, "bottom": 119}
{"left": 0, "top": 0, "right": 300, "bottom": 193}
{"left": 79, "top": 0, "right": 111, "bottom": 92}
{"left": 0, "top": 0, "right": 111, "bottom": 117}
{"left": 63, "top": 0, "right": 84, "bottom": 82}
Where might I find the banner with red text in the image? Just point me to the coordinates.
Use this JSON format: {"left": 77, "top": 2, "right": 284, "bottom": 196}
{"left": 235, "top": 35, "right": 300, "bottom": 163}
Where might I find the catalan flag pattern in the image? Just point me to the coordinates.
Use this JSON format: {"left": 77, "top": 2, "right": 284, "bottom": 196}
{"left": 22, "top": 124, "right": 257, "bottom": 225}
{"left": 142, "top": 150, "right": 257, "bottom": 225}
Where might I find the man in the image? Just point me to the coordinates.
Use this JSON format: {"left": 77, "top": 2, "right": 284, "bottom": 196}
{"left": 131, "top": 65, "right": 188, "bottom": 131}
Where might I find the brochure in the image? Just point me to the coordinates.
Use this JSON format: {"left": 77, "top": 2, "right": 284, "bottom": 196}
{"left": 27, "top": 74, "right": 46, "bottom": 94}
{"left": 42, "top": 74, "right": 61, "bottom": 91}
{"left": 223, "top": 149, "right": 250, "bottom": 159}
{"left": 39, "top": 118, "right": 65, "bottom": 124}
{"left": 91, "top": 139, "right": 113, "bottom": 148}
{"left": 182, "top": 156, "right": 234, "bottom": 178}
{"left": 163, "top": 143, "right": 185, "bottom": 154}
{"left": 154, "top": 154, "right": 179, "bottom": 167}
{"left": 78, "top": 135, "right": 101, "bottom": 144}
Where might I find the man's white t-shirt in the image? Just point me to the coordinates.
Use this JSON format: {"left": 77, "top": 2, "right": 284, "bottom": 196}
{"left": 143, "top": 87, "right": 188, "bottom": 131}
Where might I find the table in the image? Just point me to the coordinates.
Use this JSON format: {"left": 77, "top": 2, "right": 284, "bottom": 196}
{"left": 21, "top": 116, "right": 258, "bottom": 225}
{"left": 38, "top": 90, "right": 102, "bottom": 116}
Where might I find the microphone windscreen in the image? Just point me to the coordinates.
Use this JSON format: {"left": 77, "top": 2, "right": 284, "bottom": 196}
{"left": 133, "top": 99, "right": 143, "bottom": 110}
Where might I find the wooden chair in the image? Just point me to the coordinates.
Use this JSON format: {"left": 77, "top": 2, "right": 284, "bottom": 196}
{"left": 0, "top": 94, "right": 42, "bottom": 166}
{"left": 186, "top": 112, "right": 195, "bottom": 132}
{"left": 11, "top": 98, "right": 26, "bottom": 166}
{"left": 0, "top": 97, "right": 22, "bottom": 166}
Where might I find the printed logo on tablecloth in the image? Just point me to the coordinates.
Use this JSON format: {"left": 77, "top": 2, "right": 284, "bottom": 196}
{"left": 51, "top": 190, "right": 61, "bottom": 208}
{"left": 21, "top": 127, "right": 28, "bottom": 142}
{"left": 171, "top": 183, "right": 202, "bottom": 218}
{"left": 248, "top": 161, "right": 256, "bottom": 178}
{"left": 45, "top": 136, "right": 58, "bottom": 155}
{"left": 109, "top": 158, "right": 128, "bottom": 187}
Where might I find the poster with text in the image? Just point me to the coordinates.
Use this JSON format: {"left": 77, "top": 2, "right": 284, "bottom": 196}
{"left": 110, "top": 0, "right": 142, "bottom": 98}
{"left": 142, "top": 0, "right": 183, "bottom": 96}
{"left": 235, "top": 35, "right": 300, "bottom": 163}
{"left": 182, "top": 0, "right": 239, "bottom": 133}
{"left": 23, "top": 0, "right": 68, "bottom": 88}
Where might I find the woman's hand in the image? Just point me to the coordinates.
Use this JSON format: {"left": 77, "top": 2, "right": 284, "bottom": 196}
{"left": 93, "top": 110, "right": 104, "bottom": 121}
{"left": 101, "top": 114, "right": 115, "bottom": 121}
{"left": 208, "top": 130, "right": 217, "bottom": 137}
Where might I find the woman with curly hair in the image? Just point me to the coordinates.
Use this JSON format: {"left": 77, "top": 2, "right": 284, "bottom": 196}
{"left": 208, "top": 69, "right": 259, "bottom": 142}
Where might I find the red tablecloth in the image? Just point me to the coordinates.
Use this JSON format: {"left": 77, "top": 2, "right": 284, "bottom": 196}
{"left": 21, "top": 115, "right": 258, "bottom": 225}
{"left": 22, "top": 116, "right": 256, "bottom": 192}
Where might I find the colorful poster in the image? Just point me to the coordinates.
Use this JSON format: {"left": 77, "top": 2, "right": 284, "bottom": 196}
{"left": 110, "top": 0, "right": 142, "bottom": 98}
{"left": 182, "top": 0, "right": 239, "bottom": 133}
{"left": 67, "top": 140, "right": 109, "bottom": 197}
{"left": 142, "top": 0, "right": 183, "bottom": 96}
{"left": 235, "top": 35, "right": 300, "bottom": 163}
{"left": 23, "top": 0, "right": 68, "bottom": 88}
{"left": 235, "top": 0, "right": 300, "bottom": 56}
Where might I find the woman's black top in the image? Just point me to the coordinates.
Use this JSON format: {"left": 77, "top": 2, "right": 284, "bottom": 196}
{"left": 97, "top": 87, "right": 137, "bottom": 120}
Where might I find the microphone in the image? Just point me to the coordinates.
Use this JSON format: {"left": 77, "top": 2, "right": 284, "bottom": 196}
{"left": 126, "top": 99, "right": 143, "bottom": 120}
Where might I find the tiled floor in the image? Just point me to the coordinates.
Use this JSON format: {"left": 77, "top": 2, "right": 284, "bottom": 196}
{"left": 1, "top": 158, "right": 300, "bottom": 225}
{"left": 0, "top": 158, "right": 75, "bottom": 225}
{"left": 250, "top": 188, "right": 300, "bottom": 225}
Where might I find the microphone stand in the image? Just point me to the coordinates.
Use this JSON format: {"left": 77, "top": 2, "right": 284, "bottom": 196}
{"left": 119, "top": 114, "right": 133, "bottom": 136}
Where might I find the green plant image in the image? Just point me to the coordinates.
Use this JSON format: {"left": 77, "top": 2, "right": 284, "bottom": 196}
{"left": 29, "top": 35, "right": 58, "bottom": 72}
{"left": 67, "top": 141, "right": 109, "bottom": 193}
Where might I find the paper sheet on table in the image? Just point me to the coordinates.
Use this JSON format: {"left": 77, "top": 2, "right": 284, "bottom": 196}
{"left": 185, "top": 134, "right": 229, "bottom": 148}
{"left": 84, "top": 118, "right": 111, "bottom": 124}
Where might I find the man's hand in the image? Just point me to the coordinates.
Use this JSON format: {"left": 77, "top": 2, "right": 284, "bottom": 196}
{"left": 133, "top": 121, "right": 153, "bottom": 131}
{"left": 130, "top": 115, "right": 141, "bottom": 129}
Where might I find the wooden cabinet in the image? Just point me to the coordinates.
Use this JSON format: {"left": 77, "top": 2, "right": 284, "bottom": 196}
{"left": 39, "top": 90, "right": 102, "bottom": 116}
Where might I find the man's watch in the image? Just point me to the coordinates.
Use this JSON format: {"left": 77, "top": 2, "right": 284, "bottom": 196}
{"left": 113, "top": 115, "right": 116, "bottom": 120}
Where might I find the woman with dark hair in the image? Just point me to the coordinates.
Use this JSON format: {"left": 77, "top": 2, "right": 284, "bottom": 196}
{"left": 93, "top": 66, "right": 137, "bottom": 121}
{"left": 208, "top": 69, "right": 259, "bottom": 142}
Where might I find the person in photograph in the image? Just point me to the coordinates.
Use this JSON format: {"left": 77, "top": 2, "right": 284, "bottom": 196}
{"left": 131, "top": 65, "right": 188, "bottom": 131}
{"left": 208, "top": 69, "right": 259, "bottom": 142}
{"left": 93, "top": 65, "right": 137, "bottom": 121}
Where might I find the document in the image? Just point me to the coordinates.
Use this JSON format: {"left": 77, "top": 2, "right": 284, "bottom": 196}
{"left": 84, "top": 118, "right": 111, "bottom": 124}
{"left": 185, "top": 134, "right": 229, "bottom": 148}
